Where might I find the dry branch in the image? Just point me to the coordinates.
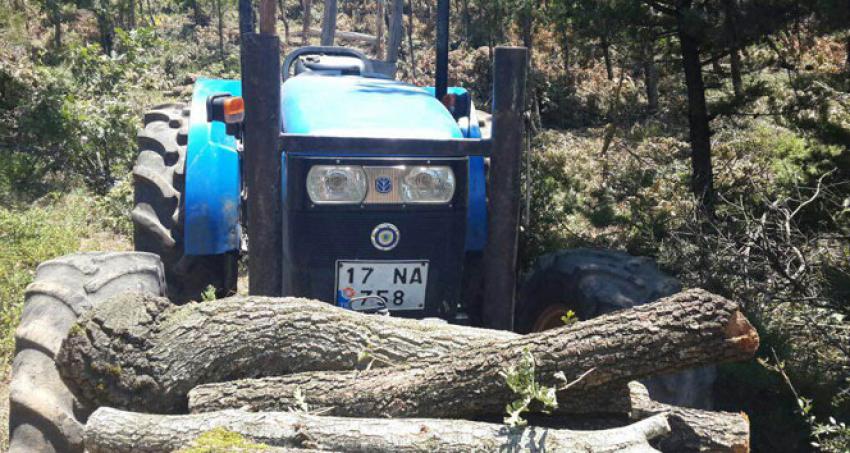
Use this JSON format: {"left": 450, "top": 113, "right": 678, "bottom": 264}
{"left": 187, "top": 289, "right": 757, "bottom": 419}
{"left": 84, "top": 407, "right": 671, "bottom": 453}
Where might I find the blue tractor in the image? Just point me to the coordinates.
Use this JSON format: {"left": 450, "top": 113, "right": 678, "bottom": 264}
{"left": 130, "top": 1, "right": 684, "bottom": 333}
{"left": 7, "top": 3, "right": 705, "bottom": 452}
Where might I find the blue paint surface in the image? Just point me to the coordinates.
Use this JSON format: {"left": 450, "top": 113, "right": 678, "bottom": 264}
{"left": 282, "top": 75, "right": 462, "bottom": 139}
{"left": 184, "top": 78, "right": 244, "bottom": 255}
{"left": 466, "top": 156, "right": 487, "bottom": 251}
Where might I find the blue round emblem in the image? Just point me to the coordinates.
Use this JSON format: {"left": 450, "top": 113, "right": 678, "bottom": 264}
{"left": 371, "top": 223, "right": 400, "bottom": 251}
{"left": 375, "top": 176, "right": 393, "bottom": 194}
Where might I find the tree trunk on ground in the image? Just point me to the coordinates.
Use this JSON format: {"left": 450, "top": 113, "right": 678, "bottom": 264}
{"left": 301, "top": 0, "right": 311, "bottom": 45}
{"left": 627, "top": 382, "right": 750, "bottom": 453}
{"left": 58, "top": 293, "right": 513, "bottom": 413}
{"left": 601, "top": 34, "right": 614, "bottom": 80}
{"left": 374, "top": 0, "right": 384, "bottom": 58}
{"left": 320, "top": 0, "right": 337, "bottom": 45}
{"left": 677, "top": 2, "right": 715, "bottom": 215}
{"left": 188, "top": 290, "right": 757, "bottom": 418}
{"left": 296, "top": 28, "right": 377, "bottom": 44}
{"left": 85, "top": 407, "right": 671, "bottom": 453}
{"left": 386, "top": 0, "right": 403, "bottom": 63}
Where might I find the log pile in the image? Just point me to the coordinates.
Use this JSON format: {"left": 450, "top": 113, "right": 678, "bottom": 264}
{"left": 58, "top": 289, "right": 758, "bottom": 452}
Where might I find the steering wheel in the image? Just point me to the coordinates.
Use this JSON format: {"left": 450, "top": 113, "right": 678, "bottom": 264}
{"left": 282, "top": 46, "right": 374, "bottom": 81}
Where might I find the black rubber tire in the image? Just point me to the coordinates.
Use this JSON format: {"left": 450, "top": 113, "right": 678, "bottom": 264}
{"left": 516, "top": 248, "right": 716, "bottom": 409}
{"left": 8, "top": 252, "right": 166, "bottom": 453}
{"left": 132, "top": 103, "right": 237, "bottom": 303}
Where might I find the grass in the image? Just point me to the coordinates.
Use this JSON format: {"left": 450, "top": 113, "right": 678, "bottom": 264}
{"left": 0, "top": 189, "right": 132, "bottom": 450}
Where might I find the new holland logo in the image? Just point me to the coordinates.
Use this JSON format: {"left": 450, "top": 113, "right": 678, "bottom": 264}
{"left": 375, "top": 176, "right": 393, "bottom": 194}
{"left": 371, "top": 223, "right": 400, "bottom": 251}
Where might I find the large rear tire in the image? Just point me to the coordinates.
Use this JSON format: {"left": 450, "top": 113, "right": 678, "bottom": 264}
{"left": 8, "top": 252, "right": 166, "bottom": 453}
{"left": 516, "top": 248, "right": 716, "bottom": 409}
{"left": 132, "top": 103, "right": 237, "bottom": 303}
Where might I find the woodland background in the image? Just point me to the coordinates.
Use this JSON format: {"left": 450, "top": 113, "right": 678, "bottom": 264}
{"left": 0, "top": 0, "right": 849, "bottom": 450}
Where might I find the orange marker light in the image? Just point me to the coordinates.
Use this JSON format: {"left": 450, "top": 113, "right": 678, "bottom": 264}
{"left": 223, "top": 97, "right": 245, "bottom": 124}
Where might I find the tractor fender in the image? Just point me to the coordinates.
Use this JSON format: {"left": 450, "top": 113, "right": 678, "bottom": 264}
{"left": 184, "top": 78, "right": 243, "bottom": 255}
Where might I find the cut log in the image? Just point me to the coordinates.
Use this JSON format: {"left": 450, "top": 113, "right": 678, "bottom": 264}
{"left": 85, "top": 407, "right": 671, "bottom": 453}
{"left": 187, "top": 289, "right": 757, "bottom": 418}
{"left": 57, "top": 293, "right": 513, "bottom": 413}
{"left": 627, "top": 382, "right": 750, "bottom": 453}
{"left": 294, "top": 27, "right": 378, "bottom": 44}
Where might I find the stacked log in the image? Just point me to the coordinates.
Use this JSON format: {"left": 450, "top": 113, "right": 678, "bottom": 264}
{"left": 57, "top": 289, "right": 758, "bottom": 452}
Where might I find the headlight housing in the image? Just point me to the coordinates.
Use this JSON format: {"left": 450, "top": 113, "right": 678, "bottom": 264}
{"left": 306, "top": 165, "right": 367, "bottom": 204}
{"left": 401, "top": 166, "right": 455, "bottom": 203}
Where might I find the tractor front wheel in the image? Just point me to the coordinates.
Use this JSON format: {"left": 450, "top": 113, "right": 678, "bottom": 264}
{"left": 516, "top": 248, "right": 716, "bottom": 409}
{"left": 132, "top": 103, "right": 237, "bottom": 302}
{"left": 8, "top": 252, "right": 166, "bottom": 453}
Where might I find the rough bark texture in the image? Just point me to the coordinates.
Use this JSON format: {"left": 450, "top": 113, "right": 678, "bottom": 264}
{"left": 188, "top": 290, "right": 757, "bottom": 418}
{"left": 85, "top": 407, "right": 671, "bottom": 453}
{"left": 57, "top": 294, "right": 513, "bottom": 413}
{"left": 628, "top": 382, "right": 750, "bottom": 453}
{"left": 677, "top": 2, "right": 715, "bottom": 214}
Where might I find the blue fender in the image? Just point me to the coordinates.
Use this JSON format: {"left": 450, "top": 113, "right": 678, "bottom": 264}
{"left": 184, "top": 79, "right": 243, "bottom": 255}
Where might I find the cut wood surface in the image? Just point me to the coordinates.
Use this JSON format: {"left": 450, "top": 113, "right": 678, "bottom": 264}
{"left": 85, "top": 407, "right": 671, "bottom": 453}
{"left": 57, "top": 293, "right": 513, "bottom": 412}
{"left": 188, "top": 289, "right": 758, "bottom": 419}
{"left": 627, "top": 382, "right": 750, "bottom": 453}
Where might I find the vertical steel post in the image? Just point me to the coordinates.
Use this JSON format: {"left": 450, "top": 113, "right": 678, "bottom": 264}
{"left": 242, "top": 0, "right": 283, "bottom": 295}
{"left": 435, "top": 0, "right": 449, "bottom": 100}
{"left": 238, "top": 0, "right": 254, "bottom": 35}
{"left": 482, "top": 46, "right": 528, "bottom": 331}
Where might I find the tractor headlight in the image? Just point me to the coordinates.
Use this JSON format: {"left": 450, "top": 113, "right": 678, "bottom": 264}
{"left": 401, "top": 166, "right": 455, "bottom": 203}
{"left": 307, "top": 165, "right": 367, "bottom": 204}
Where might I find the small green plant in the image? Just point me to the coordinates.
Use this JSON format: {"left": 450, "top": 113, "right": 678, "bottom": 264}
{"left": 500, "top": 349, "right": 558, "bottom": 427}
{"left": 561, "top": 309, "right": 577, "bottom": 325}
{"left": 200, "top": 285, "right": 217, "bottom": 302}
{"left": 177, "top": 428, "right": 271, "bottom": 452}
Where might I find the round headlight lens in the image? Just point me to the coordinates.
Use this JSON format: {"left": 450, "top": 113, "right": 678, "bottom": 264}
{"left": 401, "top": 166, "right": 455, "bottom": 203}
{"left": 307, "top": 165, "right": 367, "bottom": 204}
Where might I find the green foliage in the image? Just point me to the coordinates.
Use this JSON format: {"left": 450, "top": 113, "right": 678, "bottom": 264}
{"left": 178, "top": 428, "right": 272, "bottom": 453}
{"left": 500, "top": 349, "right": 558, "bottom": 427}
{"left": 201, "top": 285, "right": 217, "bottom": 302}
{"left": 560, "top": 309, "right": 577, "bottom": 325}
{"left": 0, "top": 193, "right": 95, "bottom": 371}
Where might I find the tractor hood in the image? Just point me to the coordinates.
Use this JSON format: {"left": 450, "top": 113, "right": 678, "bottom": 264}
{"left": 281, "top": 75, "right": 463, "bottom": 139}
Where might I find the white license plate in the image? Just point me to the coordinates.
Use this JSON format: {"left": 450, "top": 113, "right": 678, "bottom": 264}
{"left": 335, "top": 260, "right": 429, "bottom": 311}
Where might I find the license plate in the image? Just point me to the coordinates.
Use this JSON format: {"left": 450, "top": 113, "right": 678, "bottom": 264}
{"left": 335, "top": 260, "right": 429, "bottom": 311}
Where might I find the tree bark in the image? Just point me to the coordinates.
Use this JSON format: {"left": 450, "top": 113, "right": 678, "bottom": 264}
{"left": 386, "top": 0, "right": 403, "bottom": 63}
{"left": 295, "top": 28, "right": 377, "bottom": 45}
{"left": 627, "top": 382, "right": 750, "bottom": 453}
{"left": 406, "top": 0, "right": 417, "bottom": 80}
{"left": 676, "top": 2, "right": 715, "bottom": 215}
{"left": 301, "top": 0, "right": 311, "bottom": 45}
{"left": 188, "top": 290, "right": 757, "bottom": 418}
{"left": 601, "top": 34, "right": 614, "bottom": 80}
{"left": 374, "top": 0, "right": 384, "bottom": 58}
{"left": 216, "top": 0, "right": 225, "bottom": 59}
{"left": 722, "top": 0, "right": 743, "bottom": 97}
{"left": 643, "top": 41, "right": 659, "bottom": 113}
{"left": 85, "top": 407, "right": 671, "bottom": 453}
{"left": 320, "top": 0, "right": 337, "bottom": 45}
{"left": 278, "top": 0, "right": 290, "bottom": 44}
{"left": 58, "top": 293, "right": 513, "bottom": 413}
